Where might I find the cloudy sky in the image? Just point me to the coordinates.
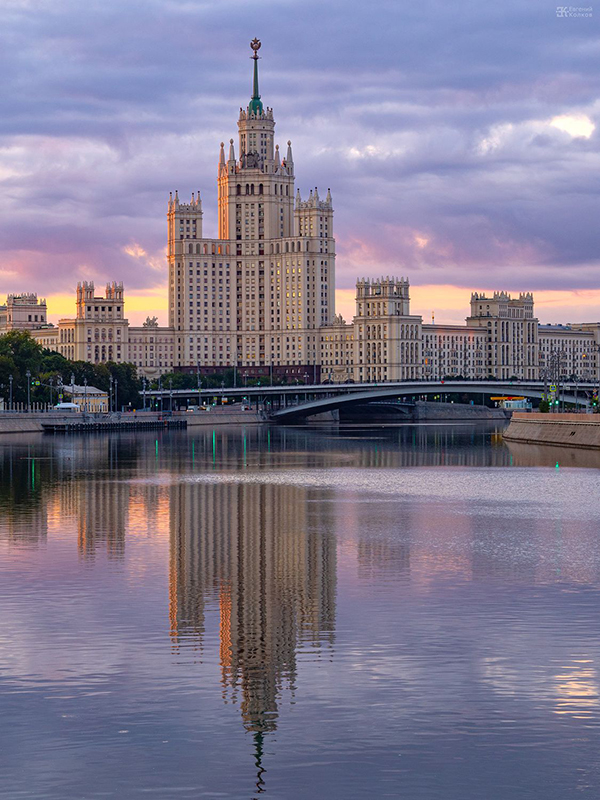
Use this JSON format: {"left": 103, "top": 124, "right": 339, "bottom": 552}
{"left": 0, "top": 0, "right": 598, "bottom": 324}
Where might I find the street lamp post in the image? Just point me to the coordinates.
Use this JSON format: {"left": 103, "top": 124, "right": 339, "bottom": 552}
{"left": 169, "top": 378, "right": 173, "bottom": 413}
{"left": 9, "top": 374, "right": 13, "bottom": 411}
{"left": 115, "top": 378, "right": 118, "bottom": 413}
{"left": 109, "top": 375, "right": 113, "bottom": 413}
{"left": 84, "top": 377, "right": 88, "bottom": 415}
{"left": 589, "top": 343, "right": 600, "bottom": 412}
{"left": 142, "top": 377, "right": 147, "bottom": 411}
{"left": 26, "top": 369, "right": 31, "bottom": 412}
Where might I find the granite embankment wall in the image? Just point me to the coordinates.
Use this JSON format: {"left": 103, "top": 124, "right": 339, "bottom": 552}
{"left": 0, "top": 407, "right": 264, "bottom": 435}
{"left": 504, "top": 412, "right": 600, "bottom": 450}
{"left": 413, "top": 401, "right": 508, "bottom": 421}
{"left": 183, "top": 408, "right": 263, "bottom": 426}
{"left": 0, "top": 413, "right": 46, "bottom": 433}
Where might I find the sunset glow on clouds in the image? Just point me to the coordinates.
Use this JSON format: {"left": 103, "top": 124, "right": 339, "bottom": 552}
{"left": 1, "top": 0, "right": 599, "bottom": 326}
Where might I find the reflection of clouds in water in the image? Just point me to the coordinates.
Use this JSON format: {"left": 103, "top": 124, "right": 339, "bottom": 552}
{"left": 480, "top": 655, "right": 600, "bottom": 720}
{"left": 554, "top": 660, "right": 599, "bottom": 719}
{"left": 132, "top": 467, "right": 600, "bottom": 521}
{"left": 480, "top": 655, "right": 527, "bottom": 699}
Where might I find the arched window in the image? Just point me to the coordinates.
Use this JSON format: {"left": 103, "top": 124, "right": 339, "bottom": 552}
{"left": 196, "top": 244, "right": 200, "bottom": 254}
{"left": 251, "top": 184, "right": 255, "bottom": 195}
{"left": 285, "top": 242, "right": 289, "bottom": 253}
{"left": 286, "top": 185, "right": 289, "bottom": 196}
{"left": 259, "top": 184, "right": 263, "bottom": 195}
{"left": 189, "top": 244, "right": 193, "bottom": 254}
{"left": 236, "top": 184, "right": 241, "bottom": 195}
{"left": 245, "top": 184, "right": 249, "bottom": 195}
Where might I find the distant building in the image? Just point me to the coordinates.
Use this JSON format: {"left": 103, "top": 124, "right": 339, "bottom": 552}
{"left": 466, "top": 292, "right": 538, "bottom": 380}
{"left": 28, "top": 283, "right": 174, "bottom": 379}
{"left": 538, "top": 324, "right": 598, "bottom": 381}
{"left": 0, "top": 293, "right": 47, "bottom": 331}
{"left": 62, "top": 384, "right": 109, "bottom": 413}
{"left": 421, "top": 324, "right": 487, "bottom": 380}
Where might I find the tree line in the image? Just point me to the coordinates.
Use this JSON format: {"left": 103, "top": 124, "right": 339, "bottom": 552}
{"left": 0, "top": 331, "right": 141, "bottom": 408}
{"left": 0, "top": 332, "right": 251, "bottom": 409}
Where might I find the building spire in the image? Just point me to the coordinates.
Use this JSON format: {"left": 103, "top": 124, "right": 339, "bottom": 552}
{"left": 249, "top": 38, "right": 263, "bottom": 116}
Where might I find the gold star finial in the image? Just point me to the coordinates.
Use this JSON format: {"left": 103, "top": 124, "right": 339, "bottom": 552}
{"left": 250, "top": 38, "right": 261, "bottom": 59}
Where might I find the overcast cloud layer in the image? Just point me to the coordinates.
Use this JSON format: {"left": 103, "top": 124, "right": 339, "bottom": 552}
{"left": 0, "top": 0, "right": 599, "bottom": 321}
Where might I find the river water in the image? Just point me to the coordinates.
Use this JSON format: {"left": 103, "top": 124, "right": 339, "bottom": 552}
{"left": 2, "top": 421, "right": 600, "bottom": 799}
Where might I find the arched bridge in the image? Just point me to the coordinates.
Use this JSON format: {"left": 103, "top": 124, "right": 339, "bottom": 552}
{"left": 268, "top": 380, "right": 591, "bottom": 422}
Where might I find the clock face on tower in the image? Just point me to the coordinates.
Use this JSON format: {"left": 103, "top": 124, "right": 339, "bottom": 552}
{"left": 245, "top": 151, "right": 262, "bottom": 169}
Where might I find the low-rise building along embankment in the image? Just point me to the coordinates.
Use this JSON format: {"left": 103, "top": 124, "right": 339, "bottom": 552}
{"left": 504, "top": 412, "right": 600, "bottom": 450}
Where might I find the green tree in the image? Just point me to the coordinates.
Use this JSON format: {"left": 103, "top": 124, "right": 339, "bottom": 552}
{"left": 0, "top": 331, "right": 145, "bottom": 408}
{"left": 0, "top": 332, "right": 44, "bottom": 403}
{"left": 105, "top": 362, "right": 141, "bottom": 409}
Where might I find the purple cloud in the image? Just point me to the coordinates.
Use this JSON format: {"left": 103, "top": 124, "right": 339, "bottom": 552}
{"left": 0, "top": 0, "right": 598, "bottom": 314}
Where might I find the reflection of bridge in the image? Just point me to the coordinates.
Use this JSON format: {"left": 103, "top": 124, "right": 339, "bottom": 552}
{"left": 149, "top": 380, "right": 594, "bottom": 421}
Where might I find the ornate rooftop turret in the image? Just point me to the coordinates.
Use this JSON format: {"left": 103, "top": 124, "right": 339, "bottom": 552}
{"left": 167, "top": 190, "right": 201, "bottom": 213}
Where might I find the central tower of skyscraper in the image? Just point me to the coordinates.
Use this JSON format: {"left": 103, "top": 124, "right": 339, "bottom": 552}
{"left": 217, "top": 38, "right": 295, "bottom": 244}
{"left": 167, "top": 40, "right": 335, "bottom": 379}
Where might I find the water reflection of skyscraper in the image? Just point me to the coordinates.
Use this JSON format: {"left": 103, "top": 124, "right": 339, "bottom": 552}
{"left": 169, "top": 480, "right": 336, "bottom": 783}
{"left": 75, "top": 480, "right": 131, "bottom": 560}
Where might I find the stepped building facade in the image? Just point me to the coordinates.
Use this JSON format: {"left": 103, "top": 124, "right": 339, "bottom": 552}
{"left": 2, "top": 41, "right": 600, "bottom": 383}
{"left": 167, "top": 38, "right": 333, "bottom": 380}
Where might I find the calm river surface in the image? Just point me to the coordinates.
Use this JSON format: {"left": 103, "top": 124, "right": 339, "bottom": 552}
{"left": 2, "top": 421, "right": 600, "bottom": 799}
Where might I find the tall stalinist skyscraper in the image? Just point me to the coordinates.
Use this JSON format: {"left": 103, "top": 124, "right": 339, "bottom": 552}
{"left": 167, "top": 38, "right": 335, "bottom": 379}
